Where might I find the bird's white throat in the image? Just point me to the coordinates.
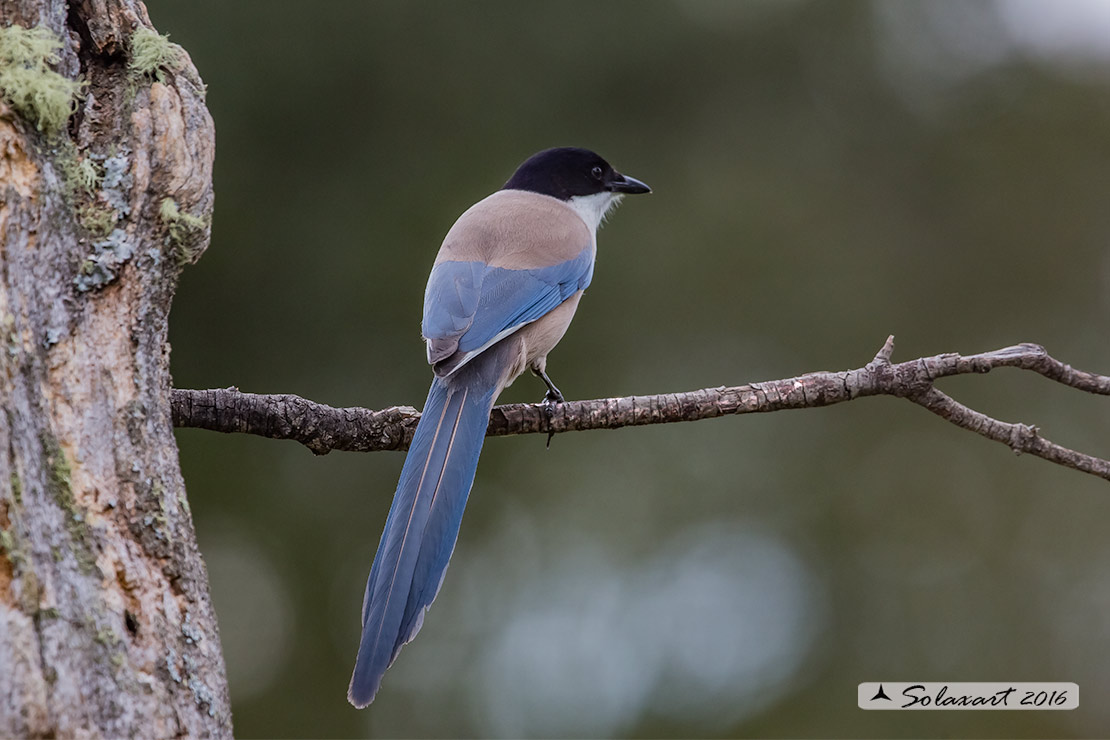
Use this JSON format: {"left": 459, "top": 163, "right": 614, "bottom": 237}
{"left": 568, "top": 191, "right": 622, "bottom": 235}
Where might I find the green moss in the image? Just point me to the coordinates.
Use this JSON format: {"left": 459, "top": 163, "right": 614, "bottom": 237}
{"left": 42, "top": 432, "right": 73, "bottom": 508}
{"left": 2, "top": 314, "right": 16, "bottom": 364}
{"left": 10, "top": 471, "right": 21, "bottom": 505}
{"left": 37, "top": 606, "right": 60, "bottom": 619}
{"left": 151, "top": 482, "right": 169, "bottom": 531}
{"left": 159, "top": 197, "right": 208, "bottom": 265}
{"left": 77, "top": 202, "right": 117, "bottom": 237}
{"left": 52, "top": 140, "right": 104, "bottom": 204}
{"left": 0, "top": 24, "right": 83, "bottom": 135}
{"left": 72, "top": 155, "right": 100, "bottom": 192}
{"left": 128, "top": 28, "right": 183, "bottom": 80}
{"left": 160, "top": 197, "right": 205, "bottom": 232}
{"left": 95, "top": 627, "right": 119, "bottom": 646}
{"left": 0, "top": 528, "right": 19, "bottom": 565}
{"left": 21, "top": 569, "right": 40, "bottom": 613}
{"left": 40, "top": 432, "right": 97, "bottom": 574}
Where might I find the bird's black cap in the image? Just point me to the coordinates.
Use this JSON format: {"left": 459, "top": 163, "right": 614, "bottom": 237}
{"left": 502, "top": 147, "right": 651, "bottom": 201}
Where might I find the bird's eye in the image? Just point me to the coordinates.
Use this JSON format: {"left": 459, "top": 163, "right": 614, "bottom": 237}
{"left": 591, "top": 166, "right": 603, "bottom": 180}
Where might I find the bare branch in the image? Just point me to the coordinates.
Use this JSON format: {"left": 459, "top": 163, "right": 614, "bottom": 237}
{"left": 910, "top": 387, "right": 1110, "bottom": 479}
{"left": 170, "top": 338, "right": 1110, "bottom": 481}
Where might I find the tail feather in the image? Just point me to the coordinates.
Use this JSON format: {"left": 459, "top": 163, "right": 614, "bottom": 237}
{"left": 348, "top": 355, "right": 502, "bottom": 708}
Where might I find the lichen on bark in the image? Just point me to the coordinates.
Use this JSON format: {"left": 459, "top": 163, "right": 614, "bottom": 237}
{"left": 0, "top": 1, "right": 228, "bottom": 736}
{"left": 0, "top": 23, "right": 83, "bottom": 134}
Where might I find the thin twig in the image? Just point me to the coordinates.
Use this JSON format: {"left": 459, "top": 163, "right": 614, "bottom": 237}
{"left": 170, "top": 337, "right": 1110, "bottom": 481}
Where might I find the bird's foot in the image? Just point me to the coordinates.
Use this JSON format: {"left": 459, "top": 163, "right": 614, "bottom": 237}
{"left": 540, "top": 390, "right": 563, "bottom": 449}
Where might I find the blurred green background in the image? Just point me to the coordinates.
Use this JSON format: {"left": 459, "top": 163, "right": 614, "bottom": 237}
{"left": 150, "top": 1, "right": 1110, "bottom": 737}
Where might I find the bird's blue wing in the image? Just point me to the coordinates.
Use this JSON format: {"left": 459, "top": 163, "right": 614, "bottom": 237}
{"left": 422, "top": 248, "right": 594, "bottom": 370}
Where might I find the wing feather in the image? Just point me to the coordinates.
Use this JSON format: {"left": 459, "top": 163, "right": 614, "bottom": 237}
{"left": 421, "top": 247, "right": 594, "bottom": 375}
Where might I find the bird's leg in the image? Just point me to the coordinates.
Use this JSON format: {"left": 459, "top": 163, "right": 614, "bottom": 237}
{"left": 533, "top": 367, "right": 564, "bottom": 405}
{"left": 531, "top": 365, "right": 563, "bottom": 448}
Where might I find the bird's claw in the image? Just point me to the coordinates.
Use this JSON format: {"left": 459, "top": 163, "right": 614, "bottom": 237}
{"left": 540, "top": 391, "right": 562, "bottom": 448}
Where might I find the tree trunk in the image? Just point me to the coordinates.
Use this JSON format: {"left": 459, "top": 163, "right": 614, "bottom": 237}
{"left": 0, "top": 1, "right": 228, "bottom": 736}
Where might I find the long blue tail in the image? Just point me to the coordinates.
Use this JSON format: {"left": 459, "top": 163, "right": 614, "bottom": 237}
{"left": 348, "top": 353, "right": 502, "bottom": 707}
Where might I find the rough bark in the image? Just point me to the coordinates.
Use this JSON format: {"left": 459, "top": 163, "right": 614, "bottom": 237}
{"left": 1, "top": 1, "right": 228, "bottom": 737}
{"left": 171, "top": 339, "right": 1110, "bottom": 483}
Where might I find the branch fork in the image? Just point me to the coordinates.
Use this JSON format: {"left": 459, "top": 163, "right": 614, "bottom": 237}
{"left": 171, "top": 337, "right": 1110, "bottom": 482}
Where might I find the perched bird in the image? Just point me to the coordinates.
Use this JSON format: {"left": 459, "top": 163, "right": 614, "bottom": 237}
{"left": 348, "top": 147, "right": 650, "bottom": 707}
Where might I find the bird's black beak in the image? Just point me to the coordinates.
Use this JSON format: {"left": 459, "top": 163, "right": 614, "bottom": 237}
{"left": 606, "top": 172, "right": 651, "bottom": 195}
